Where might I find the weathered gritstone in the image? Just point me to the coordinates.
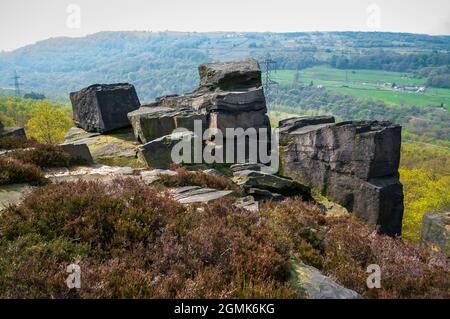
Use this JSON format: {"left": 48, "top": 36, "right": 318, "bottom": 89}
{"left": 70, "top": 83, "right": 140, "bottom": 133}
{"left": 281, "top": 117, "right": 404, "bottom": 236}
{"left": 127, "top": 59, "right": 271, "bottom": 168}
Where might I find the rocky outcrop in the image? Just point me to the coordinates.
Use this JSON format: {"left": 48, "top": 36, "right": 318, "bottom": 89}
{"left": 281, "top": 117, "right": 404, "bottom": 236}
{"left": 128, "top": 59, "right": 271, "bottom": 168}
{"left": 70, "top": 83, "right": 140, "bottom": 133}
{"left": 421, "top": 211, "right": 450, "bottom": 257}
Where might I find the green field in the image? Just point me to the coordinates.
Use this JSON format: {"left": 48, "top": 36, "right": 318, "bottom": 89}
{"left": 273, "top": 66, "right": 450, "bottom": 111}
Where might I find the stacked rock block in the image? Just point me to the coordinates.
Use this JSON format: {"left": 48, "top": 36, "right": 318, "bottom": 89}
{"left": 128, "top": 59, "right": 271, "bottom": 167}
{"left": 70, "top": 83, "right": 140, "bottom": 133}
{"left": 280, "top": 117, "right": 404, "bottom": 236}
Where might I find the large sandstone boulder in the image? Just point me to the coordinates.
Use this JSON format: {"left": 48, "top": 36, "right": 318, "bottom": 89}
{"left": 198, "top": 59, "right": 261, "bottom": 91}
{"left": 70, "top": 83, "right": 140, "bottom": 133}
{"left": 281, "top": 118, "right": 404, "bottom": 236}
{"left": 421, "top": 211, "right": 450, "bottom": 257}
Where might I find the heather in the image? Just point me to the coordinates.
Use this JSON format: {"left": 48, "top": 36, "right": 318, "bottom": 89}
{"left": 0, "top": 179, "right": 296, "bottom": 298}
{"left": 0, "top": 180, "right": 448, "bottom": 299}
{"left": 261, "top": 200, "right": 449, "bottom": 299}
{"left": 0, "top": 157, "right": 47, "bottom": 186}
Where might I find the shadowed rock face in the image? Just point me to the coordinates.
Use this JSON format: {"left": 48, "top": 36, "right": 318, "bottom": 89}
{"left": 0, "top": 119, "right": 4, "bottom": 131}
{"left": 70, "top": 83, "right": 140, "bottom": 133}
{"left": 281, "top": 118, "right": 404, "bottom": 236}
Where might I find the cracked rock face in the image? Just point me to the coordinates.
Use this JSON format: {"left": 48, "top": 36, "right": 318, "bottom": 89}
{"left": 70, "top": 83, "right": 141, "bottom": 133}
{"left": 281, "top": 118, "right": 404, "bottom": 236}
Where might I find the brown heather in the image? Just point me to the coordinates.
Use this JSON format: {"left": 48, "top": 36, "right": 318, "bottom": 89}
{"left": 0, "top": 180, "right": 447, "bottom": 298}
{"left": 260, "top": 200, "right": 449, "bottom": 299}
{"left": 0, "top": 157, "right": 47, "bottom": 185}
{"left": 8, "top": 143, "right": 72, "bottom": 168}
{"left": 0, "top": 136, "right": 39, "bottom": 150}
{"left": 0, "top": 179, "right": 296, "bottom": 298}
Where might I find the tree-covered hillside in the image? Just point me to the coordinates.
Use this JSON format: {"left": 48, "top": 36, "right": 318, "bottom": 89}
{"left": 1, "top": 31, "right": 449, "bottom": 146}
{"left": 1, "top": 31, "right": 450, "bottom": 102}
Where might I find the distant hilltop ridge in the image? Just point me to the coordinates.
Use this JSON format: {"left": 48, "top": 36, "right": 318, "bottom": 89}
{"left": 1, "top": 31, "right": 449, "bottom": 101}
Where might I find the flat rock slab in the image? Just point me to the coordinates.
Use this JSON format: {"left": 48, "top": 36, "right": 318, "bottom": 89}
{"left": 171, "top": 187, "right": 233, "bottom": 204}
{"left": 290, "top": 260, "right": 362, "bottom": 299}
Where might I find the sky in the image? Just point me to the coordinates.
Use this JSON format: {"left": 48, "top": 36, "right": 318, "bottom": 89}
{"left": 1, "top": 0, "right": 449, "bottom": 51}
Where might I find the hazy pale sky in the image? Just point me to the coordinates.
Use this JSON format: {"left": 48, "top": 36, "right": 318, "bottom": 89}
{"left": 1, "top": 0, "right": 449, "bottom": 51}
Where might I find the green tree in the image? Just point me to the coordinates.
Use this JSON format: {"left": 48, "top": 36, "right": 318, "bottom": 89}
{"left": 25, "top": 102, "right": 72, "bottom": 144}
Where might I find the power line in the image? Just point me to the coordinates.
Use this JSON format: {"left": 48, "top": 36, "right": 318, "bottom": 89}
{"left": 12, "top": 70, "right": 21, "bottom": 97}
{"left": 261, "top": 54, "right": 278, "bottom": 110}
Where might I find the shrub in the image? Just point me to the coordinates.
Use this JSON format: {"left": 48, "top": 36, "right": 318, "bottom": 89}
{"left": 0, "top": 136, "right": 39, "bottom": 150}
{"left": 0, "top": 179, "right": 296, "bottom": 298}
{"left": 157, "top": 166, "right": 242, "bottom": 194}
{"left": 8, "top": 144, "right": 72, "bottom": 168}
{"left": 0, "top": 157, "right": 46, "bottom": 185}
{"left": 322, "top": 215, "right": 449, "bottom": 299}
